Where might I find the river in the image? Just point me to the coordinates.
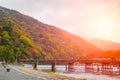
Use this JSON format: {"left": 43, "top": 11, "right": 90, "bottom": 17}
{"left": 24, "top": 64, "right": 120, "bottom": 80}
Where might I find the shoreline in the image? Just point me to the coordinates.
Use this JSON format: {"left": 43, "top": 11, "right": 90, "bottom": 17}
{"left": 9, "top": 65, "right": 86, "bottom": 80}
{"left": 3, "top": 64, "right": 120, "bottom": 80}
{"left": 18, "top": 64, "right": 120, "bottom": 80}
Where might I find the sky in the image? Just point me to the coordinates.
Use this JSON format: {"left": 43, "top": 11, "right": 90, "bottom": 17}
{"left": 0, "top": 0, "right": 120, "bottom": 42}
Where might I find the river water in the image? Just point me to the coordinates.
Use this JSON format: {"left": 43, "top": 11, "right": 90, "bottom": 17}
{"left": 24, "top": 64, "right": 120, "bottom": 80}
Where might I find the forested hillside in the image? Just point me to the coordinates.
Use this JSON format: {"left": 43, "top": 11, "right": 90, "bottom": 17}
{"left": 0, "top": 6, "right": 102, "bottom": 62}
{"left": 0, "top": 9, "right": 39, "bottom": 62}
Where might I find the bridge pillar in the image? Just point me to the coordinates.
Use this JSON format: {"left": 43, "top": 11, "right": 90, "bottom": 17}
{"left": 51, "top": 61, "right": 56, "bottom": 72}
{"left": 97, "top": 65, "right": 100, "bottom": 72}
{"left": 101, "top": 64, "right": 112, "bottom": 74}
{"left": 33, "top": 62, "right": 37, "bottom": 70}
{"left": 109, "top": 65, "right": 113, "bottom": 75}
{"left": 68, "top": 63, "right": 74, "bottom": 72}
{"left": 101, "top": 64, "right": 106, "bottom": 74}
{"left": 65, "top": 64, "right": 68, "bottom": 71}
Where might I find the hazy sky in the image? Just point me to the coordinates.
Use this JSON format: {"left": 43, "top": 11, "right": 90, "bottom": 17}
{"left": 0, "top": 0, "right": 120, "bottom": 42}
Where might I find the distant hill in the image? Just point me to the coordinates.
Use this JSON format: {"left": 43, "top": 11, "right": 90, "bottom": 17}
{"left": 0, "top": 6, "right": 102, "bottom": 62}
{"left": 88, "top": 38, "right": 120, "bottom": 51}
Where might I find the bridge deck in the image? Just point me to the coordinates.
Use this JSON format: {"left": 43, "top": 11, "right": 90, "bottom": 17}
{"left": 19, "top": 59, "right": 120, "bottom": 65}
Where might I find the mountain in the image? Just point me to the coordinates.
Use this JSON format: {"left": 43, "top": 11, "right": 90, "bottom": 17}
{"left": 89, "top": 38, "right": 120, "bottom": 51}
{"left": 0, "top": 6, "right": 102, "bottom": 62}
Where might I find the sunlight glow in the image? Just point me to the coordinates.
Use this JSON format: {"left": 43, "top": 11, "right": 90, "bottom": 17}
{"left": 95, "top": 20, "right": 114, "bottom": 35}
{"left": 92, "top": 14, "right": 116, "bottom": 40}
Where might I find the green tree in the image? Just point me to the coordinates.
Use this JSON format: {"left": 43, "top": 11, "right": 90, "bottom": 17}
{"left": 0, "top": 46, "right": 5, "bottom": 61}
{"left": 20, "top": 35, "right": 33, "bottom": 46}
{"left": 14, "top": 47, "right": 22, "bottom": 62}
{"left": 3, "top": 45, "right": 15, "bottom": 63}
{"left": 1, "top": 31, "right": 11, "bottom": 46}
{"left": 2, "top": 31, "right": 10, "bottom": 39}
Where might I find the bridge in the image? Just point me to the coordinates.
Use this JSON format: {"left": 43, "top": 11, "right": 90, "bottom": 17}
{"left": 19, "top": 58, "right": 120, "bottom": 75}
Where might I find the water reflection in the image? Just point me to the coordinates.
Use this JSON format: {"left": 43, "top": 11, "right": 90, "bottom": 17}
{"left": 24, "top": 64, "right": 120, "bottom": 80}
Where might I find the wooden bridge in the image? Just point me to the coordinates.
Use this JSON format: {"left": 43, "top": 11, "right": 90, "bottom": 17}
{"left": 19, "top": 58, "right": 120, "bottom": 74}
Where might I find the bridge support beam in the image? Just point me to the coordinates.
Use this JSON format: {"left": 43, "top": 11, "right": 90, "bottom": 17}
{"left": 33, "top": 62, "right": 37, "bottom": 70}
{"left": 97, "top": 65, "right": 100, "bottom": 72}
{"left": 51, "top": 62, "right": 56, "bottom": 72}
{"left": 65, "top": 64, "right": 68, "bottom": 71}
{"left": 101, "top": 64, "right": 113, "bottom": 75}
{"left": 109, "top": 65, "right": 113, "bottom": 75}
{"left": 68, "top": 63, "right": 74, "bottom": 72}
{"left": 101, "top": 64, "right": 106, "bottom": 74}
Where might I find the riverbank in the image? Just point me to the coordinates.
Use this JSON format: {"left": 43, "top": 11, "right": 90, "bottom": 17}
{"left": 22, "top": 64, "right": 120, "bottom": 80}
{"left": 9, "top": 65, "right": 86, "bottom": 80}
